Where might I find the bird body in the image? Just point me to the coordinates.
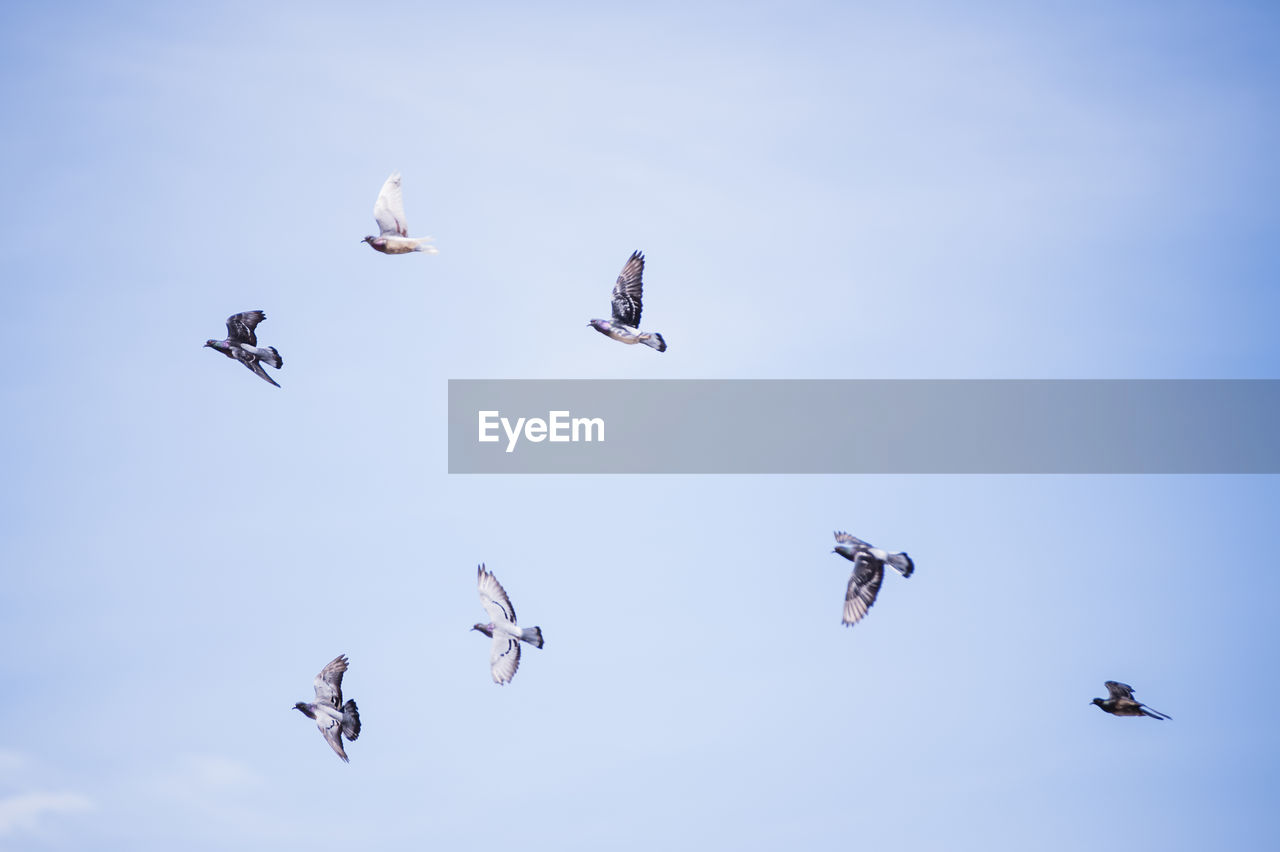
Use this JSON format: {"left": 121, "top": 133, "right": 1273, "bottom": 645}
{"left": 293, "top": 655, "right": 362, "bottom": 761}
{"left": 1092, "top": 681, "right": 1171, "bottom": 720}
{"left": 363, "top": 172, "right": 437, "bottom": 255}
{"left": 588, "top": 250, "right": 667, "bottom": 352}
{"left": 472, "top": 564, "right": 544, "bottom": 685}
{"left": 204, "top": 310, "right": 283, "bottom": 387}
{"left": 831, "top": 531, "right": 914, "bottom": 626}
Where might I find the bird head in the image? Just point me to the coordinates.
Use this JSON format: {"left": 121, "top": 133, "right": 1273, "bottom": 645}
{"left": 588, "top": 319, "right": 608, "bottom": 331}
{"left": 292, "top": 702, "right": 315, "bottom": 719}
{"left": 1090, "top": 698, "right": 1105, "bottom": 709}
{"left": 362, "top": 236, "right": 376, "bottom": 245}
{"left": 471, "top": 623, "right": 495, "bottom": 638}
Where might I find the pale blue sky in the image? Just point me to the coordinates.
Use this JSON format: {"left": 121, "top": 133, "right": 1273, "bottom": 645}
{"left": 1, "top": 1, "right": 1278, "bottom": 849}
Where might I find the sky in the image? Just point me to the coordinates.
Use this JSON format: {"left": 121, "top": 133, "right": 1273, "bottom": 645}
{"left": 1, "top": 1, "right": 1278, "bottom": 849}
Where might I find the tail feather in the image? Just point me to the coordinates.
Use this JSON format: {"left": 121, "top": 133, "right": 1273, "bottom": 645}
{"left": 261, "top": 346, "right": 282, "bottom": 369}
{"left": 342, "top": 700, "right": 361, "bottom": 739}
{"left": 413, "top": 239, "right": 439, "bottom": 254}
{"left": 1141, "top": 706, "right": 1171, "bottom": 720}
{"left": 521, "top": 626, "right": 544, "bottom": 649}
{"left": 886, "top": 551, "right": 914, "bottom": 578}
{"left": 640, "top": 332, "right": 667, "bottom": 352}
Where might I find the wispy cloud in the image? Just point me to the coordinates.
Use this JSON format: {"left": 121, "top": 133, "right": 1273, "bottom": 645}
{"left": 0, "top": 791, "right": 94, "bottom": 837}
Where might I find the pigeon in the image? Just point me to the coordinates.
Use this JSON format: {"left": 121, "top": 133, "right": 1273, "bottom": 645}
{"left": 588, "top": 250, "right": 667, "bottom": 352}
{"left": 362, "top": 171, "right": 438, "bottom": 255}
{"left": 471, "top": 564, "right": 544, "bottom": 685}
{"left": 1091, "top": 681, "right": 1172, "bottom": 720}
{"left": 831, "top": 531, "right": 915, "bottom": 626}
{"left": 293, "top": 655, "right": 362, "bottom": 762}
{"left": 204, "top": 310, "right": 283, "bottom": 387}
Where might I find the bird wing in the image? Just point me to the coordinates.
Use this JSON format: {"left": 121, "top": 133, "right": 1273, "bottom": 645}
{"left": 317, "top": 713, "right": 350, "bottom": 762}
{"left": 833, "top": 530, "right": 869, "bottom": 550}
{"left": 477, "top": 563, "right": 517, "bottom": 625}
{"left": 489, "top": 632, "right": 522, "bottom": 685}
{"left": 244, "top": 357, "right": 281, "bottom": 388}
{"left": 1105, "top": 681, "right": 1135, "bottom": 701}
{"left": 225, "top": 311, "right": 265, "bottom": 345}
{"left": 313, "top": 655, "right": 348, "bottom": 708}
{"left": 373, "top": 172, "right": 409, "bottom": 237}
{"left": 843, "top": 552, "right": 885, "bottom": 626}
{"left": 610, "top": 251, "right": 645, "bottom": 326}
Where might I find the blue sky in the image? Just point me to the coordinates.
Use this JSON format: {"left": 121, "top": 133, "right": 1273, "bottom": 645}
{"left": 1, "top": 1, "right": 1278, "bottom": 849}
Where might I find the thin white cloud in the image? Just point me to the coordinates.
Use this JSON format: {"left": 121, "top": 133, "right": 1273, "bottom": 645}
{"left": 0, "top": 791, "right": 94, "bottom": 837}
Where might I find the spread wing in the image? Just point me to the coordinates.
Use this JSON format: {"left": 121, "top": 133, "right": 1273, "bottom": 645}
{"left": 489, "top": 632, "right": 522, "bottom": 685}
{"left": 834, "top": 531, "right": 869, "bottom": 550}
{"left": 373, "top": 172, "right": 409, "bottom": 237}
{"left": 478, "top": 563, "right": 517, "bottom": 625}
{"left": 610, "top": 251, "right": 645, "bottom": 326}
{"left": 317, "top": 713, "right": 350, "bottom": 762}
{"left": 1105, "top": 681, "right": 1135, "bottom": 701}
{"left": 843, "top": 552, "right": 885, "bottom": 626}
{"left": 313, "top": 655, "right": 348, "bottom": 708}
{"left": 226, "top": 311, "right": 265, "bottom": 345}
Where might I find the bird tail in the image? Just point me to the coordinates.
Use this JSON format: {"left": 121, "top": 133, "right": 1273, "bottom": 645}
{"left": 886, "top": 551, "right": 914, "bottom": 578}
{"left": 260, "top": 346, "right": 283, "bottom": 369}
{"left": 639, "top": 332, "right": 667, "bottom": 352}
{"left": 521, "top": 626, "right": 544, "bottom": 649}
{"left": 342, "top": 700, "right": 361, "bottom": 739}
{"left": 1141, "top": 706, "right": 1171, "bottom": 720}
{"left": 413, "top": 238, "right": 439, "bottom": 255}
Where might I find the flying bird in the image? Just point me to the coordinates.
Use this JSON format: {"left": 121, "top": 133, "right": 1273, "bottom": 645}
{"left": 588, "top": 250, "right": 667, "bottom": 352}
{"left": 204, "top": 310, "right": 283, "bottom": 387}
{"left": 831, "top": 531, "right": 915, "bottom": 626}
{"left": 293, "top": 655, "right": 362, "bottom": 761}
{"left": 362, "top": 171, "right": 438, "bottom": 255}
{"left": 1091, "top": 681, "right": 1172, "bottom": 720}
{"left": 472, "top": 564, "right": 544, "bottom": 685}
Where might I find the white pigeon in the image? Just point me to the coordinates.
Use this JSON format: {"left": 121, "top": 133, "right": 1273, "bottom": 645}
{"left": 292, "top": 655, "right": 362, "bottom": 762}
{"left": 471, "top": 564, "right": 544, "bottom": 685}
{"left": 362, "top": 171, "right": 438, "bottom": 255}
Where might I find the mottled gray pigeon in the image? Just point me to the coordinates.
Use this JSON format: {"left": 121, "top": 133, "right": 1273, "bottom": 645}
{"left": 293, "top": 655, "right": 362, "bottom": 761}
{"left": 204, "top": 310, "right": 283, "bottom": 387}
{"left": 1092, "top": 681, "right": 1171, "bottom": 720}
{"left": 471, "top": 564, "right": 544, "bottom": 685}
{"left": 832, "top": 531, "right": 914, "bottom": 626}
{"left": 362, "top": 172, "right": 438, "bottom": 254}
{"left": 588, "top": 251, "right": 667, "bottom": 352}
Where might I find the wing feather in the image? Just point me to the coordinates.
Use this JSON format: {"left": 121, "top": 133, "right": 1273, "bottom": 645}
{"left": 610, "top": 251, "right": 645, "bottom": 326}
{"left": 373, "top": 172, "right": 409, "bottom": 237}
{"left": 842, "top": 552, "right": 885, "bottom": 626}
{"left": 313, "top": 655, "right": 348, "bottom": 708}
{"left": 1105, "top": 681, "right": 1135, "bottom": 700}
{"left": 225, "top": 311, "right": 265, "bottom": 345}
{"left": 489, "top": 633, "right": 521, "bottom": 684}
{"left": 477, "top": 563, "right": 518, "bottom": 625}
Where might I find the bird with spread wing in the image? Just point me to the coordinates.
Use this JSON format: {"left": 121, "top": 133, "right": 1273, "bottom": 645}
{"left": 362, "top": 171, "right": 438, "bottom": 255}
{"left": 204, "top": 310, "right": 284, "bottom": 387}
{"left": 1091, "top": 681, "right": 1172, "bottom": 720}
{"left": 293, "top": 655, "right": 363, "bottom": 761}
{"left": 472, "top": 564, "right": 544, "bottom": 685}
{"left": 831, "top": 531, "right": 915, "bottom": 626}
{"left": 587, "top": 250, "right": 667, "bottom": 352}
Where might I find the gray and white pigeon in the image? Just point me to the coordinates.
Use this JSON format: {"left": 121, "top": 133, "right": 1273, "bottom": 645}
{"left": 293, "top": 655, "right": 362, "bottom": 762}
{"left": 1092, "top": 681, "right": 1172, "bottom": 720}
{"left": 204, "top": 310, "right": 283, "bottom": 387}
{"left": 587, "top": 250, "right": 667, "bottom": 352}
{"left": 471, "top": 564, "right": 544, "bottom": 685}
{"left": 831, "top": 531, "right": 915, "bottom": 626}
{"left": 362, "top": 171, "right": 438, "bottom": 255}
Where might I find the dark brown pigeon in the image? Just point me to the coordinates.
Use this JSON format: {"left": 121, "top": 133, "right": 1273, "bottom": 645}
{"left": 1091, "top": 681, "right": 1171, "bottom": 720}
{"left": 204, "top": 310, "right": 283, "bottom": 387}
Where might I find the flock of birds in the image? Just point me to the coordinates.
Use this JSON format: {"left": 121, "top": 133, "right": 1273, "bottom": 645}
{"left": 205, "top": 173, "right": 666, "bottom": 388}
{"left": 203, "top": 171, "right": 1171, "bottom": 761}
